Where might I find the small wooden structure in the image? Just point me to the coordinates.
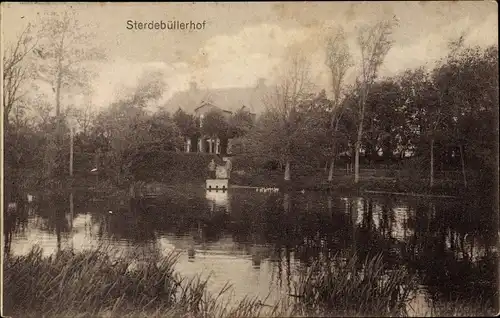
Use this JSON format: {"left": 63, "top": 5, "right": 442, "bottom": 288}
{"left": 206, "top": 178, "right": 228, "bottom": 191}
{"left": 206, "top": 163, "right": 230, "bottom": 191}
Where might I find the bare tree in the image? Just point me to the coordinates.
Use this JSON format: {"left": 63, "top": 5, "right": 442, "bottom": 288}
{"left": 34, "top": 10, "right": 104, "bottom": 141}
{"left": 31, "top": 10, "right": 104, "bottom": 183}
{"left": 2, "top": 24, "right": 37, "bottom": 128}
{"left": 354, "top": 19, "right": 397, "bottom": 184}
{"left": 265, "top": 50, "right": 314, "bottom": 181}
{"left": 325, "top": 27, "right": 353, "bottom": 182}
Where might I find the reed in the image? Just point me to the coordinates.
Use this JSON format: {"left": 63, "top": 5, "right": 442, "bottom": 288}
{"left": 290, "top": 253, "right": 418, "bottom": 317}
{"left": 3, "top": 245, "right": 277, "bottom": 318}
{"left": 422, "top": 297, "right": 497, "bottom": 317}
{"left": 4, "top": 246, "right": 418, "bottom": 317}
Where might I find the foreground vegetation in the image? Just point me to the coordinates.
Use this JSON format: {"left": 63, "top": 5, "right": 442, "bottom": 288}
{"left": 292, "top": 253, "right": 418, "bottom": 316}
{"left": 3, "top": 246, "right": 424, "bottom": 317}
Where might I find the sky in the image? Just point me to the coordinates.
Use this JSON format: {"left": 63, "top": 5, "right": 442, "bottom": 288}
{"left": 2, "top": 1, "right": 498, "bottom": 113}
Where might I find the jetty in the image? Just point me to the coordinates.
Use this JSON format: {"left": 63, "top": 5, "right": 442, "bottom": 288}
{"left": 206, "top": 164, "right": 229, "bottom": 191}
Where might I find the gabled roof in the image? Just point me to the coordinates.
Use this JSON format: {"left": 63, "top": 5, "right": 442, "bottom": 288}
{"left": 194, "top": 102, "right": 233, "bottom": 114}
{"left": 163, "top": 82, "right": 272, "bottom": 115}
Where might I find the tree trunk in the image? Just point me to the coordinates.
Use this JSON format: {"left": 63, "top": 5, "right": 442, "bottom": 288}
{"left": 45, "top": 141, "right": 53, "bottom": 180}
{"left": 355, "top": 99, "right": 365, "bottom": 184}
{"left": 328, "top": 141, "right": 337, "bottom": 182}
{"left": 430, "top": 138, "right": 434, "bottom": 188}
{"left": 284, "top": 160, "right": 291, "bottom": 181}
{"left": 354, "top": 141, "right": 361, "bottom": 184}
{"left": 459, "top": 144, "right": 467, "bottom": 187}
{"left": 94, "top": 151, "right": 100, "bottom": 185}
{"left": 55, "top": 45, "right": 64, "bottom": 144}
{"left": 328, "top": 159, "right": 335, "bottom": 182}
{"left": 69, "top": 127, "right": 74, "bottom": 177}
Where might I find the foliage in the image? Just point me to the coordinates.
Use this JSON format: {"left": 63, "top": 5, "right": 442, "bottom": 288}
{"left": 173, "top": 108, "right": 199, "bottom": 137}
{"left": 228, "top": 108, "right": 255, "bottom": 138}
{"left": 3, "top": 245, "right": 230, "bottom": 318}
{"left": 3, "top": 10, "right": 497, "bottom": 196}
{"left": 3, "top": 246, "right": 419, "bottom": 318}
{"left": 201, "top": 109, "right": 229, "bottom": 138}
{"left": 33, "top": 10, "right": 104, "bottom": 98}
{"left": 242, "top": 42, "right": 496, "bottom": 188}
{"left": 353, "top": 19, "right": 398, "bottom": 183}
{"left": 293, "top": 253, "right": 417, "bottom": 316}
{"left": 128, "top": 151, "right": 219, "bottom": 183}
{"left": 2, "top": 23, "right": 36, "bottom": 127}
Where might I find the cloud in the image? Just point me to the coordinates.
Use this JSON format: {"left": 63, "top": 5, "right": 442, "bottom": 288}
{"left": 8, "top": 3, "right": 495, "bottom": 112}
{"left": 175, "top": 23, "right": 312, "bottom": 89}
{"left": 91, "top": 58, "right": 174, "bottom": 107}
{"left": 59, "top": 11, "right": 500, "bottom": 111}
{"left": 465, "top": 12, "right": 498, "bottom": 48}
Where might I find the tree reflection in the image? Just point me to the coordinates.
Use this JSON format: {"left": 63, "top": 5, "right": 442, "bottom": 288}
{"left": 7, "top": 188, "right": 496, "bottom": 314}
{"left": 404, "top": 200, "right": 497, "bottom": 309}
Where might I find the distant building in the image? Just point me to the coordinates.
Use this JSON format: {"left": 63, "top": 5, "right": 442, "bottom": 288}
{"left": 164, "top": 78, "right": 270, "bottom": 154}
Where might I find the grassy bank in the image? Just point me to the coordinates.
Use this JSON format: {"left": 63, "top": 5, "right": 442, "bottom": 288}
{"left": 230, "top": 170, "right": 472, "bottom": 197}
{"left": 55, "top": 150, "right": 486, "bottom": 198}
{"left": 3, "top": 246, "right": 420, "bottom": 317}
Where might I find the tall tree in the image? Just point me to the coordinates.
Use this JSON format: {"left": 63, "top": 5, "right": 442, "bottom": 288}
{"left": 228, "top": 108, "right": 255, "bottom": 138}
{"left": 435, "top": 43, "right": 499, "bottom": 188}
{"left": 127, "top": 111, "right": 183, "bottom": 181}
{"left": 3, "top": 24, "right": 37, "bottom": 205}
{"left": 3, "top": 24, "right": 36, "bottom": 128}
{"left": 325, "top": 27, "right": 353, "bottom": 181}
{"left": 412, "top": 70, "right": 446, "bottom": 188}
{"left": 34, "top": 10, "right": 104, "bottom": 140}
{"left": 264, "top": 51, "right": 314, "bottom": 181}
{"left": 362, "top": 78, "right": 407, "bottom": 164}
{"left": 173, "top": 108, "right": 198, "bottom": 137}
{"left": 91, "top": 68, "right": 168, "bottom": 185}
{"left": 33, "top": 10, "right": 104, "bottom": 182}
{"left": 354, "top": 19, "right": 397, "bottom": 183}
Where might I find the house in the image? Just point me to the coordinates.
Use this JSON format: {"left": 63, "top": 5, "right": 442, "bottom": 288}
{"left": 164, "top": 78, "right": 270, "bottom": 154}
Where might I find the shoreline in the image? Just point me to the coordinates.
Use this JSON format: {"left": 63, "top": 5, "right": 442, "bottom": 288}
{"left": 360, "top": 190, "right": 458, "bottom": 198}
{"left": 19, "top": 174, "right": 482, "bottom": 202}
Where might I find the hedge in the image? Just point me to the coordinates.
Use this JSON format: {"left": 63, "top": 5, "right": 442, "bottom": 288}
{"left": 130, "top": 151, "right": 221, "bottom": 183}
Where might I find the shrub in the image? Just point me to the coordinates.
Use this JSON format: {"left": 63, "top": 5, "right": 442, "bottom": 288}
{"left": 130, "top": 151, "right": 220, "bottom": 183}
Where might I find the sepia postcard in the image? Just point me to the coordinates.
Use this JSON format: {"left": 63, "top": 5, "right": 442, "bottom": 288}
{"left": 1, "top": 2, "right": 499, "bottom": 317}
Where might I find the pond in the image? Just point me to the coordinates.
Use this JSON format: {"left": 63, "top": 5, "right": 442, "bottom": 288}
{"left": 4, "top": 187, "right": 498, "bottom": 316}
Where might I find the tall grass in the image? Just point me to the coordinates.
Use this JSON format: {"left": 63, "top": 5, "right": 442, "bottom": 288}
{"left": 291, "top": 253, "right": 418, "bottom": 317}
{"left": 4, "top": 246, "right": 418, "bottom": 317}
{"left": 3, "top": 245, "right": 283, "bottom": 318}
{"left": 421, "top": 297, "right": 497, "bottom": 317}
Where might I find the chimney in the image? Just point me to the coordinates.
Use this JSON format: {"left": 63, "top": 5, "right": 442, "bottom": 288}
{"left": 189, "top": 81, "right": 198, "bottom": 91}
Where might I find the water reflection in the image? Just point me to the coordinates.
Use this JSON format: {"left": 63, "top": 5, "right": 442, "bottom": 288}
{"left": 205, "top": 190, "right": 230, "bottom": 214}
{"left": 5, "top": 189, "right": 498, "bottom": 315}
